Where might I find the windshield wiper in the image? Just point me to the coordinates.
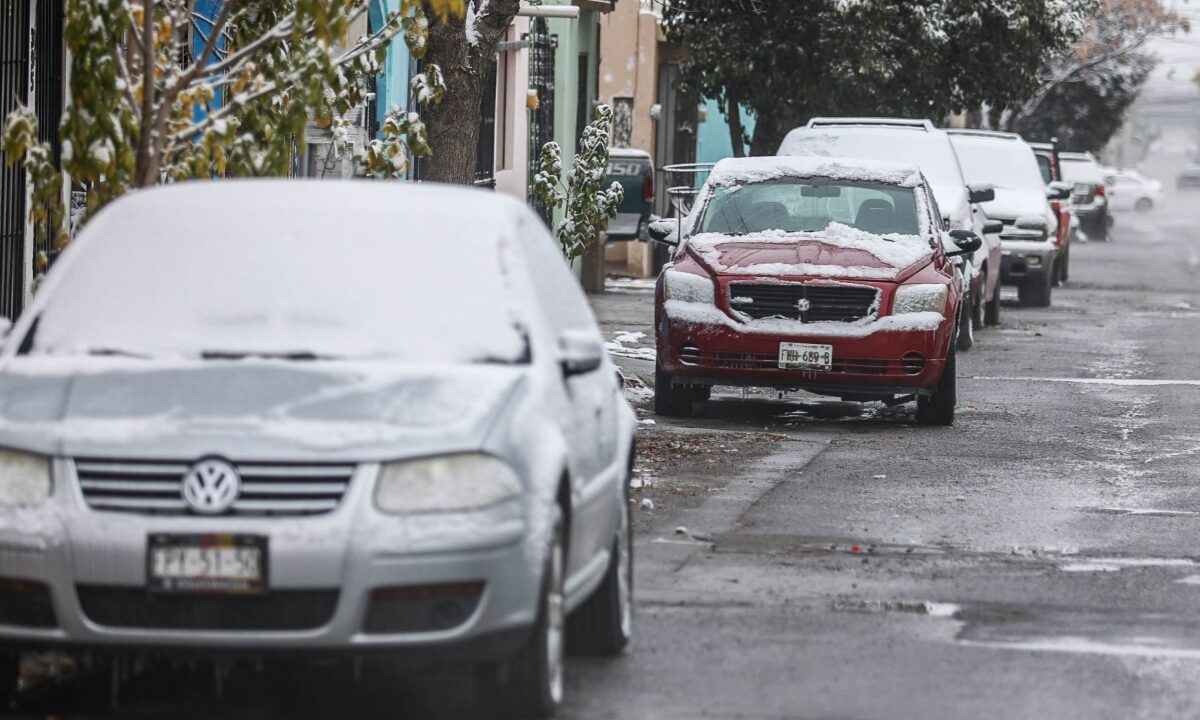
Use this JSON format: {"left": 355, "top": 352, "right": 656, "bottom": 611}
{"left": 200, "top": 351, "right": 338, "bottom": 361}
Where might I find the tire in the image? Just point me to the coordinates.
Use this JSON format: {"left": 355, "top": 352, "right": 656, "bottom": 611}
{"left": 1059, "top": 250, "right": 1069, "bottom": 284}
{"left": 654, "top": 365, "right": 692, "bottom": 417}
{"left": 1052, "top": 257, "right": 1062, "bottom": 287}
{"left": 970, "top": 278, "right": 984, "bottom": 330}
{"left": 1135, "top": 198, "right": 1153, "bottom": 214}
{"left": 567, "top": 496, "right": 632, "bottom": 656}
{"left": 1017, "top": 272, "right": 1052, "bottom": 307}
{"left": 0, "top": 652, "right": 16, "bottom": 711}
{"left": 691, "top": 386, "right": 711, "bottom": 402}
{"left": 480, "top": 519, "right": 567, "bottom": 718}
{"left": 984, "top": 282, "right": 1001, "bottom": 326}
{"left": 916, "top": 346, "right": 956, "bottom": 426}
{"left": 956, "top": 291, "right": 974, "bottom": 352}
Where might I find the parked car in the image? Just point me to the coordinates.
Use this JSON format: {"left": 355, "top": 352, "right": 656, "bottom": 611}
{"left": 650, "top": 156, "right": 981, "bottom": 426}
{"left": 0, "top": 181, "right": 636, "bottom": 717}
{"left": 949, "top": 130, "right": 1060, "bottom": 307}
{"left": 1029, "top": 140, "right": 1076, "bottom": 282}
{"left": 1177, "top": 163, "right": 1200, "bottom": 191}
{"left": 603, "top": 148, "right": 655, "bottom": 241}
{"left": 1104, "top": 170, "right": 1163, "bottom": 213}
{"left": 1060, "top": 152, "right": 1110, "bottom": 241}
{"left": 777, "top": 118, "right": 1001, "bottom": 348}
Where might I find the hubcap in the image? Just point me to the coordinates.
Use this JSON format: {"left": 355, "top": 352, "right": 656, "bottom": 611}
{"left": 545, "top": 529, "right": 565, "bottom": 705}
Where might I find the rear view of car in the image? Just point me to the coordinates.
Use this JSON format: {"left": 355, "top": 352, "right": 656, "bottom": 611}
{"left": 1060, "top": 152, "right": 1110, "bottom": 241}
{"left": 1177, "top": 163, "right": 1200, "bottom": 191}
{"left": 603, "top": 148, "right": 655, "bottom": 241}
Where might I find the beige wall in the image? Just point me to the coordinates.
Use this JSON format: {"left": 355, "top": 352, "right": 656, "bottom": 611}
{"left": 495, "top": 17, "right": 532, "bottom": 202}
{"left": 598, "top": 0, "right": 659, "bottom": 157}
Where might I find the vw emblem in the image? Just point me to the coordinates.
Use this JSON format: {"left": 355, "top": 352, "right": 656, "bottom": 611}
{"left": 181, "top": 459, "right": 241, "bottom": 514}
{"left": 796, "top": 298, "right": 811, "bottom": 313}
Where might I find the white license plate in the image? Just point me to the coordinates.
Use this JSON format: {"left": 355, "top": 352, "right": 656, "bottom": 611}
{"left": 148, "top": 534, "right": 266, "bottom": 593}
{"left": 778, "top": 342, "right": 833, "bottom": 371}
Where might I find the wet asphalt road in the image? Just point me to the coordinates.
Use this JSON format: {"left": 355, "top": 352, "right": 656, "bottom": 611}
{"left": 14, "top": 187, "right": 1200, "bottom": 719}
{"left": 578, "top": 194, "right": 1200, "bottom": 719}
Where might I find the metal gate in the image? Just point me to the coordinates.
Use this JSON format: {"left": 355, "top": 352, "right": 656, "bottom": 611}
{"left": 34, "top": 0, "right": 63, "bottom": 272}
{"left": 526, "top": 17, "right": 556, "bottom": 225}
{"left": 474, "top": 62, "right": 497, "bottom": 188}
{"left": 0, "top": 0, "right": 31, "bottom": 319}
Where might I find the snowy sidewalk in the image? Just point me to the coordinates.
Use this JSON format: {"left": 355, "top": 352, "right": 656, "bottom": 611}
{"left": 590, "top": 277, "right": 658, "bottom": 407}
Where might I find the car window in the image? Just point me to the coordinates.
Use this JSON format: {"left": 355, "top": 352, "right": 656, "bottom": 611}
{"left": 698, "top": 179, "right": 921, "bottom": 237}
{"left": 1035, "top": 154, "right": 1053, "bottom": 184}
{"left": 516, "top": 217, "right": 602, "bottom": 339}
{"left": 25, "top": 217, "right": 531, "bottom": 364}
{"left": 951, "top": 138, "right": 1044, "bottom": 192}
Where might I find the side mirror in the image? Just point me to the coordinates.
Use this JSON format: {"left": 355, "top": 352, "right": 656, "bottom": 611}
{"left": 982, "top": 219, "right": 1004, "bottom": 235}
{"left": 1046, "top": 181, "right": 1072, "bottom": 201}
{"left": 967, "top": 183, "right": 995, "bottom": 204}
{"left": 945, "top": 229, "right": 982, "bottom": 257}
{"left": 558, "top": 330, "right": 604, "bottom": 377}
{"left": 648, "top": 219, "right": 679, "bottom": 247}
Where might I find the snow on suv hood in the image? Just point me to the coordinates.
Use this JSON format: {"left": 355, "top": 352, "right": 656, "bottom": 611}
{"left": 0, "top": 358, "right": 525, "bottom": 461}
{"left": 688, "top": 223, "right": 932, "bottom": 281}
{"left": 978, "top": 186, "right": 1047, "bottom": 221}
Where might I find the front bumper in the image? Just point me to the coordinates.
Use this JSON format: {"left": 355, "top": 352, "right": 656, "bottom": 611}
{"left": 1000, "top": 240, "right": 1057, "bottom": 285}
{"left": 0, "top": 461, "right": 539, "bottom": 656}
{"left": 657, "top": 309, "right": 952, "bottom": 398}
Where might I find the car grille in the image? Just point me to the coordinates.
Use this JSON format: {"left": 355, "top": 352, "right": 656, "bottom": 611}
{"left": 689, "top": 351, "right": 924, "bottom": 376}
{"left": 74, "top": 459, "right": 356, "bottom": 516}
{"left": 728, "top": 284, "right": 879, "bottom": 322}
{"left": 76, "top": 586, "right": 339, "bottom": 631}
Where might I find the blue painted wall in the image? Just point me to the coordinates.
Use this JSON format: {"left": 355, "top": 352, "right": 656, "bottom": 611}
{"left": 371, "top": 0, "right": 414, "bottom": 132}
{"left": 696, "top": 98, "right": 757, "bottom": 164}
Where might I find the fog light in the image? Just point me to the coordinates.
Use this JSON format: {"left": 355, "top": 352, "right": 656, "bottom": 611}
{"left": 1026, "top": 255, "right": 1043, "bottom": 268}
{"left": 0, "top": 578, "right": 56, "bottom": 628}
{"left": 363, "top": 582, "right": 484, "bottom": 634}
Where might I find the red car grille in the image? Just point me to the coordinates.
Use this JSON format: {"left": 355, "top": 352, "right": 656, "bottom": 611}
{"left": 728, "top": 284, "right": 879, "bottom": 322}
{"left": 683, "top": 349, "right": 925, "bottom": 376}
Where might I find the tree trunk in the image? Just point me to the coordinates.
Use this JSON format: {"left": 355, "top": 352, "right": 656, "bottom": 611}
{"left": 725, "top": 89, "right": 745, "bottom": 158}
{"left": 749, "top": 117, "right": 784, "bottom": 157}
{"left": 422, "top": 17, "right": 485, "bottom": 184}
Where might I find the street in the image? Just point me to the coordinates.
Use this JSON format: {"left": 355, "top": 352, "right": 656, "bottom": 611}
{"left": 575, "top": 195, "right": 1200, "bottom": 719}
{"left": 18, "top": 187, "right": 1200, "bottom": 720}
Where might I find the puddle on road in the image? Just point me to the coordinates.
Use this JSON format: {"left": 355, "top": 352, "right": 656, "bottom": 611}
{"left": 1083, "top": 506, "right": 1200, "bottom": 517}
{"left": 1059, "top": 557, "right": 1198, "bottom": 573}
{"left": 831, "top": 598, "right": 960, "bottom": 617}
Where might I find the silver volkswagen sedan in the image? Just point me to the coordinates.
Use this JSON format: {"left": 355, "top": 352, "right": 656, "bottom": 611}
{"left": 0, "top": 181, "right": 636, "bottom": 717}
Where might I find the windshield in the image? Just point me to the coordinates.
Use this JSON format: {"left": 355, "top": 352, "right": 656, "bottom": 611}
{"left": 778, "top": 129, "right": 965, "bottom": 190}
{"left": 1062, "top": 158, "right": 1104, "bottom": 184}
{"left": 952, "top": 138, "right": 1045, "bottom": 191}
{"left": 24, "top": 222, "right": 530, "bottom": 364}
{"left": 698, "top": 179, "right": 921, "bottom": 236}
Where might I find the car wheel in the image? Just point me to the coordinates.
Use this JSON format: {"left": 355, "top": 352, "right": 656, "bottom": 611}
{"left": 567, "top": 494, "right": 632, "bottom": 655}
{"left": 956, "top": 295, "right": 974, "bottom": 352}
{"left": 984, "top": 282, "right": 1001, "bottom": 326}
{"left": 480, "top": 519, "right": 566, "bottom": 718}
{"left": 654, "top": 366, "right": 692, "bottom": 417}
{"left": 1018, "top": 272, "right": 1052, "bottom": 307}
{"left": 691, "top": 385, "right": 711, "bottom": 402}
{"left": 0, "top": 652, "right": 16, "bottom": 711}
{"left": 916, "top": 346, "right": 956, "bottom": 426}
{"left": 1059, "top": 250, "right": 1069, "bottom": 283}
{"left": 1135, "top": 198, "right": 1153, "bottom": 214}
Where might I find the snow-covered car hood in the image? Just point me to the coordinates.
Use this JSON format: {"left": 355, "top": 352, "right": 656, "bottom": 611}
{"left": 977, "top": 187, "right": 1048, "bottom": 222}
{"left": 0, "top": 358, "right": 526, "bottom": 462}
{"left": 686, "top": 224, "right": 932, "bottom": 282}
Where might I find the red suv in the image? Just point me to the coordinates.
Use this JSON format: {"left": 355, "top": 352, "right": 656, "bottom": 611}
{"left": 649, "top": 157, "right": 981, "bottom": 426}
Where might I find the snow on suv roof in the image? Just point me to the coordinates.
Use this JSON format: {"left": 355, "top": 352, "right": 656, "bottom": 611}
{"left": 707, "top": 156, "right": 924, "bottom": 189}
{"left": 946, "top": 129, "right": 1024, "bottom": 142}
{"left": 806, "top": 117, "right": 935, "bottom": 131}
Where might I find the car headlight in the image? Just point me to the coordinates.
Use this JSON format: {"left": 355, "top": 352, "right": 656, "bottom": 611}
{"left": 0, "top": 450, "right": 50, "bottom": 507}
{"left": 663, "top": 269, "right": 715, "bottom": 304}
{"left": 375, "top": 454, "right": 521, "bottom": 514}
{"left": 893, "top": 284, "right": 949, "bottom": 315}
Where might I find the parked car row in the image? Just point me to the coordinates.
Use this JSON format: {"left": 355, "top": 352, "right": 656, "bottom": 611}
{"left": 0, "top": 183, "right": 637, "bottom": 717}
{"left": 649, "top": 117, "right": 1091, "bottom": 426}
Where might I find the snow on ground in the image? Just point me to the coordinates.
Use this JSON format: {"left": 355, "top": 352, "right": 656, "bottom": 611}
{"left": 606, "top": 277, "right": 657, "bottom": 294}
{"left": 605, "top": 330, "right": 657, "bottom": 362}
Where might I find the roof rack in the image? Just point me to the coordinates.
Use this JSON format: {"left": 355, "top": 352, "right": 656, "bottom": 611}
{"left": 945, "top": 128, "right": 1023, "bottom": 141}
{"left": 805, "top": 117, "right": 935, "bottom": 131}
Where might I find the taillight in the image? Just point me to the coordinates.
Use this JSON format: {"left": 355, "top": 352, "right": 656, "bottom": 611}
{"left": 643, "top": 170, "right": 654, "bottom": 204}
{"left": 1095, "top": 184, "right": 1106, "bottom": 197}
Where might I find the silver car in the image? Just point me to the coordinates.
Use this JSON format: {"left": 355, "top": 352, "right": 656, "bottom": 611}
{"left": 0, "top": 181, "right": 636, "bottom": 717}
